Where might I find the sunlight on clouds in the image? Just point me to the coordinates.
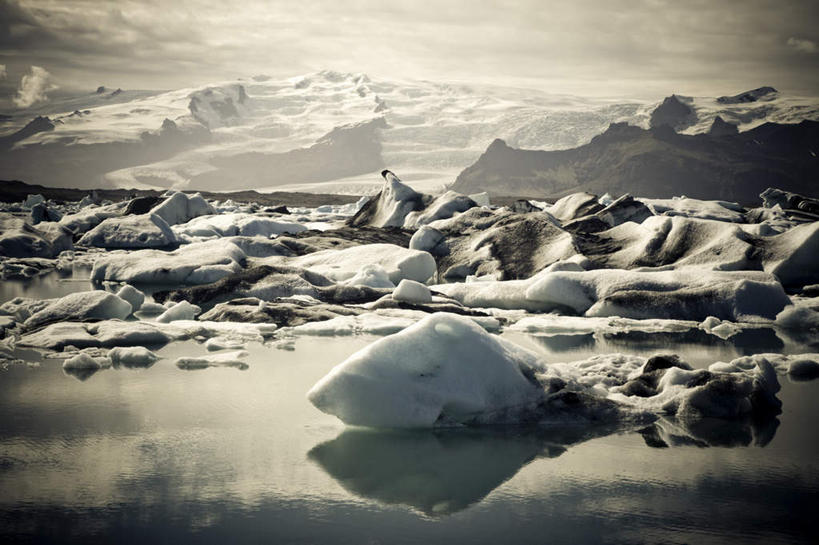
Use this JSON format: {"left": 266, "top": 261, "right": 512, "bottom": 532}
{"left": 13, "top": 65, "right": 56, "bottom": 108}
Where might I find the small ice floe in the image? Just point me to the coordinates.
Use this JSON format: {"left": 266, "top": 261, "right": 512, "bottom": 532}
{"left": 175, "top": 350, "right": 249, "bottom": 370}
{"left": 392, "top": 279, "right": 433, "bottom": 304}
{"left": 156, "top": 301, "right": 202, "bottom": 323}
{"left": 204, "top": 336, "right": 247, "bottom": 351}
{"left": 62, "top": 350, "right": 112, "bottom": 381}
{"left": 172, "top": 212, "right": 307, "bottom": 238}
{"left": 91, "top": 239, "right": 246, "bottom": 285}
{"left": 115, "top": 284, "right": 145, "bottom": 312}
{"left": 698, "top": 316, "right": 744, "bottom": 339}
{"left": 263, "top": 243, "right": 436, "bottom": 285}
{"left": 23, "top": 291, "right": 134, "bottom": 330}
{"left": 108, "top": 346, "right": 158, "bottom": 368}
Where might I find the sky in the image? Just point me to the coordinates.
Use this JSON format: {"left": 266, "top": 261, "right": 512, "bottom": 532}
{"left": 1, "top": 0, "right": 818, "bottom": 107}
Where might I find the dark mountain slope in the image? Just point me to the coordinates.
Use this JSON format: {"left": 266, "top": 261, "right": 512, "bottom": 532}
{"left": 452, "top": 120, "right": 819, "bottom": 202}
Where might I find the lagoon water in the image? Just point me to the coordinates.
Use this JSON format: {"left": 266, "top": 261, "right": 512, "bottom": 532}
{"left": 1, "top": 278, "right": 818, "bottom": 544}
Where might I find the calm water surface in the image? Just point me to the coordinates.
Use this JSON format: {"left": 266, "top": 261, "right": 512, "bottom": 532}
{"left": 1, "top": 276, "right": 818, "bottom": 543}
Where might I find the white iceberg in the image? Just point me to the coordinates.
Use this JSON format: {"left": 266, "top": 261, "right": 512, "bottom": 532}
{"left": 308, "top": 313, "right": 546, "bottom": 427}
{"left": 148, "top": 191, "right": 215, "bottom": 226}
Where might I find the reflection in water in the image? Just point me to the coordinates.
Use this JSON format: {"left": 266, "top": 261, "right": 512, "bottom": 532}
{"left": 62, "top": 366, "right": 101, "bottom": 381}
{"left": 530, "top": 333, "right": 595, "bottom": 353}
{"left": 309, "top": 414, "right": 782, "bottom": 517}
{"left": 641, "top": 415, "right": 779, "bottom": 448}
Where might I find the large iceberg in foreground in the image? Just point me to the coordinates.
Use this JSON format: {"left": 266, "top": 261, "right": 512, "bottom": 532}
{"left": 308, "top": 313, "right": 546, "bottom": 427}
{"left": 308, "top": 313, "right": 786, "bottom": 429}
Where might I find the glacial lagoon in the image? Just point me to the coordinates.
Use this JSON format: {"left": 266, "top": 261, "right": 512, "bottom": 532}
{"left": 1, "top": 274, "right": 816, "bottom": 544}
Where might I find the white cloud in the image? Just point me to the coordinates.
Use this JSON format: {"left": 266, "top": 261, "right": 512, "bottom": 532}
{"left": 787, "top": 37, "right": 817, "bottom": 53}
{"left": 0, "top": 64, "right": 6, "bottom": 79}
{"left": 13, "top": 65, "right": 55, "bottom": 108}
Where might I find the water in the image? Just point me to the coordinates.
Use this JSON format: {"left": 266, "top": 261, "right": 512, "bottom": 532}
{"left": 1, "top": 332, "right": 818, "bottom": 544}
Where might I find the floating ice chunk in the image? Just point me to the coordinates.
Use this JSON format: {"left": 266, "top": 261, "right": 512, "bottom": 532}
{"left": 788, "top": 359, "right": 819, "bottom": 380}
{"left": 173, "top": 213, "right": 307, "bottom": 238}
{"left": 116, "top": 284, "right": 145, "bottom": 312}
{"left": 349, "top": 172, "right": 425, "bottom": 228}
{"left": 205, "top": 336, "right": 247, "bottom": 351}
{"left": 59, "top": 202, "right": 125, "bottom": 235}
{"left": 23, "top": 194, "right": 45, "bottom": 209}
{"left": 409, "top": 226, "right": 445, "bottom": 253}
{"left": 63, "top": 351, "right": 111, "bottom": 370}
{"left": 0, "top": 217, "right": 73, "bottom": 258}
{"left": 90, "top": 239, "right": 246, "bottom": 285}
{"left": 78, "top": 214, "right": 177, "bottom": 248}
{"left": 136, "top": 302, "right": 166, "bottom": 315}
{"left": 308, "top": 313, "right": 546, "bottom": 427}
{"left": 775, "top": 305, "right": 819, "bottom": 330}
{"left": 175, "top": 350, "right": 249, "bottom": 370}
{"left": 168, "top": 319, "right": 277, "bottom": 342}
{"left": 108, "top": 346, "right": 158, "bottom": 367}
{"left": 23, "top": 291, "right": 133, "bottom": 330}
{"left": 509, "top": 315, "right": 698, "bottom": 335}
{"left": 403, "top": 191, "right": 476, "bottom": 228}
{"left": 18, "top": 320, "right": 181, "bottom": 351}
{"left": 267, "top": 243, "right": 436, "bottom": 285}
{"left": 148, "top": 191, "right": 215, "bottom": 226}
{"left": 344, "top": 264, "right": 395, "bottom": 288}
{"left": 763, "top": 222, "right": 819, "bottom": 287}
{"left": 289, "top": 309, "right": 498, "bottom": 338}
{"left": 698, "top": 316, "right": 743, "bottom": 339}
{"left": 469, "top": 192, "right": 491, "bottom": 207}
{"left": 524, "top": 269, "right": 790, "bottom": 321}
{"left": 156, "top": 301, "right": 201, "bottom": 323}
{"left": 640, "top": 197, "right": 745, "bottom": 222}
{"left": 392, "top": 279, "right": 432, "bottom": 304}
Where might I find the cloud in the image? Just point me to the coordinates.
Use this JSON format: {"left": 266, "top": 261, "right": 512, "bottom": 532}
{"left": 0, "top": 64, "right": 6, "bottom": 79}
{"left": 2, "top": 0, "right": 819, "bottom": 97}
{"left": 13, "top": 65, "right": 55, "bottom": 108}
{"left": 787, "top": 37, "right": 817, "bottom": 53}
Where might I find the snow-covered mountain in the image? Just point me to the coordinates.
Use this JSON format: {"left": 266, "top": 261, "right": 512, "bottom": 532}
{"left": 1, "top": 71, "right": 818, "bottom": 194}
